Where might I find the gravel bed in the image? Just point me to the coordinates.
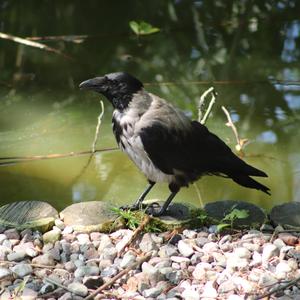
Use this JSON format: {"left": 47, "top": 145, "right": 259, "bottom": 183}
{"left": 1, "top": 223, "right": 300, "bottom": 299}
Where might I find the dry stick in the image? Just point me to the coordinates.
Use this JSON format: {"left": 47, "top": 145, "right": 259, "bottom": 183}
{"left": 0, "top": 32, "right": 72, "bottom": 60}
{"left": 254, "top": 274, "right": 300, "bottom": 300}
{"left": 221, "top": 105, "right": 248, "bottom": 154}
{"left": 92, "top": 100, "right": 105, "bottom": 153}
{"left": 198, "top": 86, "right": 215, "bottom": 123}
{"left": 117, "top": 215, "right": 151, "bottom": 257}
{"left": 84, "top": 253, "right": 152, "bottom": 300}
{"left": 200, "top": 89, "right": 217, "bottom": 125}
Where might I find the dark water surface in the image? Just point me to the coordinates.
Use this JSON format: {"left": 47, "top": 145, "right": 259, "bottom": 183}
{"left": 0, "top": 1, "right": 300, "bottom": 211}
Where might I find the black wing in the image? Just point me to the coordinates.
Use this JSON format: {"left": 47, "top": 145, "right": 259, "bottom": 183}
{"left": 140, "top": 120, "right": 270, "bottom": 194}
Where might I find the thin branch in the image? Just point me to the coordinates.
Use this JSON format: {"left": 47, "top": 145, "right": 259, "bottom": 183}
{"left": 198, "top": 87, "right": 214, "bottom": 122}
{"left": 92, "top": 100, "right": 105, "bottom": 153}
{"left": 254, "top": 274, "right": 300, "bottom": 300}
{"left": 117, "top": 215, "right": 151, "bottom": 256}
{"left": 0, "top": 32, "right": 72, "bottom": 60}
{"left": 200, "top": 90, "right": 217, "bottom": 124}
{"left": 222, "top": 105, "right": 248, "bottom": 155}
{"left": 84, "top": 253, "right": 152, "bottom": 300}
{"left": 0, "top": 147, "right": 118, "bottom": 167}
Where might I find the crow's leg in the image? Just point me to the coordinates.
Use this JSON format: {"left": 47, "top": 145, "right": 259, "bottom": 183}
{"left": 121, "top": 181, "right": 155, "bottom": 211}
{"left": 147, "top": 183, "right": 180, "bottom": 217}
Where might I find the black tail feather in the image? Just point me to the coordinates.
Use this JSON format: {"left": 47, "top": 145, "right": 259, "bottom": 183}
{"left": 231, "top": 175, "right": 271, "bottom": 195}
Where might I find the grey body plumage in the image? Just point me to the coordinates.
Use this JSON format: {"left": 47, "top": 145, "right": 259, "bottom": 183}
{"left": 80, "top": 72, "right": 270, "bottom": 216}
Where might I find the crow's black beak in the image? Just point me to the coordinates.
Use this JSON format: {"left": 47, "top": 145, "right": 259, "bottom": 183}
{"left": 79, "top": 77, "right": 105, "bottom": 91}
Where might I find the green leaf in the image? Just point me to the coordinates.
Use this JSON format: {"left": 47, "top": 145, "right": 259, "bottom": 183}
{"left": 129, "top": 20, "right": 160, "bottom": 36}
{"left": 223, "top": 208, "right": 249, "bottom": 221}
{"left": 216, "top": 223, "right": 231, "bottom": 232}
{"left": 129, "top": 21, "right": 140, "bottom": 35}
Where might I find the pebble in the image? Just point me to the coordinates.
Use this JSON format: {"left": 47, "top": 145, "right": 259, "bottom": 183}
{"left": 178, "top": 240, "right": 194, "bottom": 257}
{"left": 67, "top": 282, "right": 88, "bottom": 297}
{"left": 0, "top": 267, "right": 12, "bottom": 280}
{"left": 2, "top": 222, "right": 300, "bottom": 300}
{"left": 11, "top": 263, "right": 33, "bottom": 277}
{"left": 262, "top": 243, "right": 279, "bottom": 264}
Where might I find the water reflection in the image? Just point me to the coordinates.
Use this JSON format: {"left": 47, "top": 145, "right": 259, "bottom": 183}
{"left": 0, "top": 1, "right": 300, "bottom": 210}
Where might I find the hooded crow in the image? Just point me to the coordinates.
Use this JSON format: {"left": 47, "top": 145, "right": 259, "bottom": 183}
{"left": 79, "top": 72, "right": 270, "bottom": 216}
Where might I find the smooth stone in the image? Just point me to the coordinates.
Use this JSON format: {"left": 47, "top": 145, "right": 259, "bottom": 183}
{"left": 0, "top": 234, "right": 7, "bottom": 244}
{"left": 54, "top": 219, "right": 65, "bottom": 230}
{"left": 18, "top": 288, "right": 38, "bottom": 300}
{"left": 58, "top": 293, "right": 73, "bottom": 300}
{"left": 43, "top": 229, "right": 61, "bottom": 244}
{"left": 74, "top": 266, "right": 100, "bottom": 278}
{"left": 101, "top": 266, "right": 118, "bottom": 277}
{"left": 0, "top": 201, "right": 58, "bottom": 233}
{"left": 202, "top": 242, "right": 219, "bottom": 253}
{"left": 7, "top": 251, "right": 26, "bottom": 262}
{"left": 242, "top": 242, "right": 260, "bottom": 252}
{"left": 233, "top": 247, "right": 251, "bottom": 259}
{"left": 165, "top": 270, "right": 183, "bottom": 284}
{"left": 204, "top": 200, "right": 266, "bottom": 227}
{"left": 39, "top": 283, "right": 56, "bottom": 294}
{"left": 273, "top": 238, "right": 286, "bottom": 250}
{"left": 120, "top": 252, "right": 136, "bottom": 268}
{"left": 4, "top": 228, "right": 20, "bottom": 240}
{"left": 60, "top": 201, "right": 120, "bottom": 233}
{"left": 11, "top": 263, "right": 33, "bottom": 277}
{"left": 258, "top": 273, "right": 278, "bottom": 287}
{"left": 262, "top": 243, "right": 279, "bottom": 264}
{"left": 67, "top": 282, "right": 88, "bottom": 297}
{"left": 0, "top": 267, "right": 12, "bottom": 280}
{"left": 178, "top": 240, "right": 194, "bottom": 257}
{"left": 139, "top": 233, "right": 158, "bottom": 252}
{"left": 196, "top": 237, "right": 209, "bottom": 247}
{"left": 183, "top": 229, "right": 197, "bottom": 239}
{"left": 158, "top": 244, "right": 178, "bottom": 258}
{"left": 227, "top": 257, "right": 249, "bottom": 270}
{"left": 218, "top": 280, "right": 236, "bottom": 293}
{"left": 83, "top": 276, "right": 103, "bottom": 289}
{"left": 32, "top": 253, "right": 55, "bottom": 266}
{"left": 278, "top": 233, "right": 298, "bottom": 246}
{"left": 170, "top": 256, "right": 190, "bottom": 263}
{"left": 202, "top": 281, "right": 218, "bottom": 298}
{"left": 143, "top": 286, "right": 165, "bottom": 298}
{"left": 275, "top": 261, "right": 292, "bottom": 278}
{"left": 270, "top": 202, "right": 300, "bottom": 229}
{"left": 182, "top": 287, "right": 201, "bottom": 300}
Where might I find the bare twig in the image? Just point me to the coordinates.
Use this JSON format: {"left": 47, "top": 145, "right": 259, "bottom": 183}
{"left": 193, "top": 183, "right": 204, "bottom": 208}
{"left": 92, "top": 100, "right": 105, "bottom": 153}
{"left": 254, "top": 274, "right": 300, "bottom": 300}
{"left": 198, "top": 87, "right": 214, "bottom": 123}
{"left": 0, "top": 147, "right": 118, "bottom": 167}
{"left": 0, "top": 32, "right": 72, "bottom": 60}
{"left": 117, "top": 215, "right": 151, "bottom": 256}
{"left": 222, "top": 106, "right": 249, "bottom": 155}
{"left": 84, "top": 253, "right": 152, "bottom": 300}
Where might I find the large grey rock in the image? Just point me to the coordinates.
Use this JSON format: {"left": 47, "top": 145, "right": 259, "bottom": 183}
{"left": 204, "top": 200, "right": 267, "bottom": 227}
{"left": 270, "top": 202, "right": 300, "bottom": 229}
{"left": 60, "top": 201, "right": 121, "bottom": 233}
{"left": 0, "top": 201, "right": 58, "bottom": 233}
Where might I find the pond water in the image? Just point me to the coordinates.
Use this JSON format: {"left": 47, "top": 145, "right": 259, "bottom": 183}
{"left": 0, "top": 1, "right": 300, "bottom": 211}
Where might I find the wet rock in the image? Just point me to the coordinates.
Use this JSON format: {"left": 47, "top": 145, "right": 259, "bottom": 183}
{"left": 205, "top": 200, "right": 266, "bottom": 227}
{"left": 11, "top": 263, "right": 33, "bottom": 277}
{"left": 60, "top": 201, "right": 120, "bottom": 233}
{"left": 178, "top": 240, "right": 194, "bottom": 257}
{"left": 0, "top": 201, "right": 58, "bottom": 233}
{"left": 270, "top": 202, "right": 300, "bottom": 229}
{"left": 67, "top": 282, "right": 88, "bottom": 297}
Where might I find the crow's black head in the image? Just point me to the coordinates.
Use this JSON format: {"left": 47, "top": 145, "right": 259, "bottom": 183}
{"left": 79, "top": 72, "right": 143, "bottom": 110}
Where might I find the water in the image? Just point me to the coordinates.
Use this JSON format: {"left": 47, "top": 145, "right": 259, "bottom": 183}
{"left": 0, "top": 1, "right": 300, "bottom": 211}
